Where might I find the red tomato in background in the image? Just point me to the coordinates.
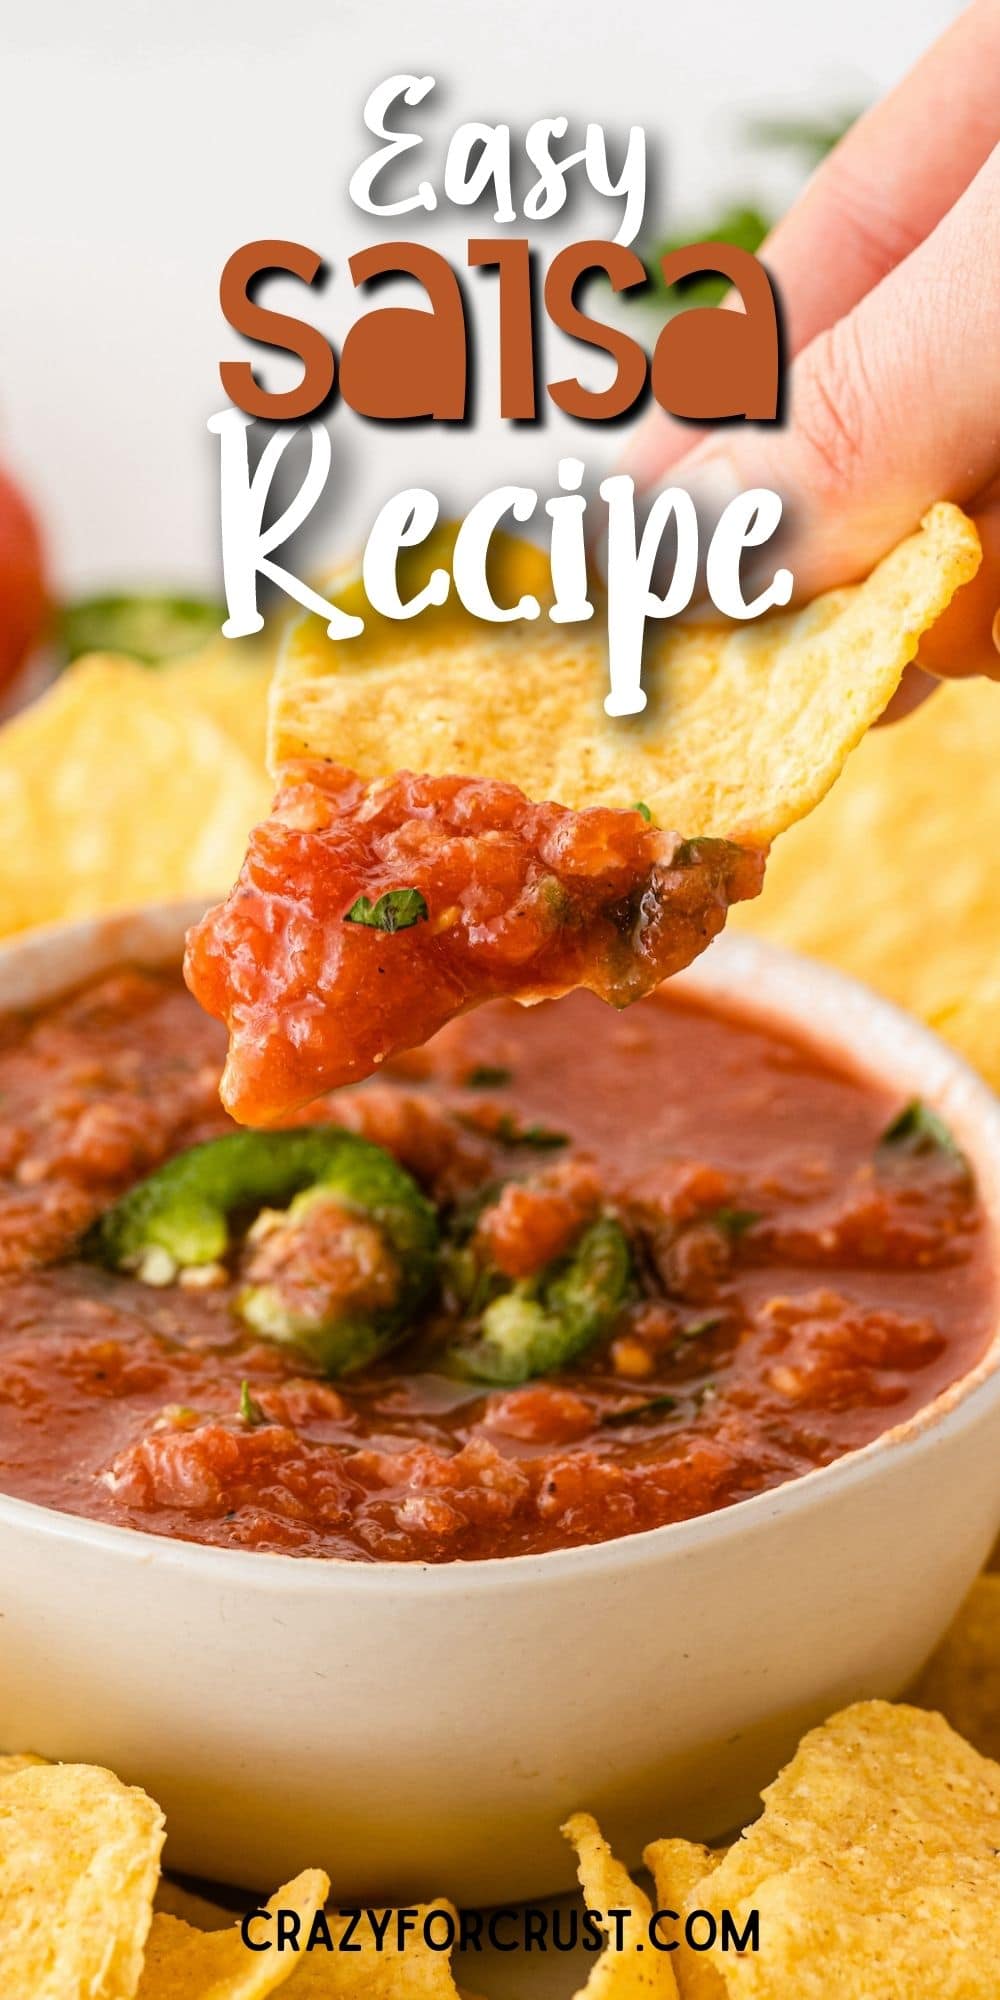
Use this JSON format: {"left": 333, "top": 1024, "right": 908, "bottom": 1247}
{"left": 0, "top": 465, "right": 48, "bottom": 695}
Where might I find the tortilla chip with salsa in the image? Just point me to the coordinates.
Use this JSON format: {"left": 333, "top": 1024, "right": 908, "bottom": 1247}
{"left": 185, "top": 504, "right": 979, "bottom": 1122}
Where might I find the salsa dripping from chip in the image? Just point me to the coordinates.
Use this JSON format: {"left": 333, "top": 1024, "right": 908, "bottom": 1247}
{"left": 186, "top": 767, "right": 763, "bottom": 1120}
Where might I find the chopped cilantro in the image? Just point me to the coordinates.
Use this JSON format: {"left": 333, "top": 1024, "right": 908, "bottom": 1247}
{"left": 677, "top": 1313, "right": 723, "bottom": 1342}
{"left": 632, "top": 801, "right": 653, "bottom": 822}
{"left": 465, "top": 1065, "right": 514, "bottom": 1090}
{"left": 711, "top": 1207, "right": 761, "bottom": 1239}
{"left": 879, "top": 1099, "right": 966, "bottom": 1166}
{"left": 458, "top": 1109, "right": 568, "bottom": 1149}
{"left": 493, "top": 1115, "right": 568, "bottom": 1150}
{"left": 344, "top": 889, "right": 429, "bottom": 933}
{"left": 239, "top": 1379, "right": 267, "bottom": 1427}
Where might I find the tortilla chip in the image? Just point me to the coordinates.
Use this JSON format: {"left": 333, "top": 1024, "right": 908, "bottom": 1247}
{"left": 694, "top": 1701, "right": 1000, "bottom": 1996}
{"left": 909, "top": 1577, "right": 1000, "bottom": 1765}
{"left": 734, "top": 675, "right": 1000, "bottom": 1085}
{"left": 0, "top": 1750, "right": 47, "bottom": 1778}
{"left": 0, "top": 1761, "right": 164, "bottom": 1999}
{"left": 643, "top": 1841, "right": 726, "bottom": 2000}
{"left": 163, "top": 639, "right": 273, "bottom": 772}
{"left": 926, "top": 982, "right": 1000, "bottom": 1095}
{"left": 562, "top": 1812, "right": 679, "bottom": 1999}
{"left": 279, "top": 1900, "right": 463, "bottom": 1996}
{"left": 0, "top": 655, "right": 272, "bottom": 937}
{"left": 269, "top": 505, "right": 978, "bottom": 845}
{"left": 154, "top": 1878, "right": 236, "bottom": 1930}
{"left": 137, "top": 1869, "right": 328, "bottom": 1999}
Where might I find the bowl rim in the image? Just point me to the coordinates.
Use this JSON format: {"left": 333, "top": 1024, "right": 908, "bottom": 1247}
{"left": 0, "top": 899, "right": 998, "bottom": 1592}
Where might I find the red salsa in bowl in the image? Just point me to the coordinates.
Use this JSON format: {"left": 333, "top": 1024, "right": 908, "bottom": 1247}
{"left": 0, "top": 964, "right": 992, "bottom": 1563}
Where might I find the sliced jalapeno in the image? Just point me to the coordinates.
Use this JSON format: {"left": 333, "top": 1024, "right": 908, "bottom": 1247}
{"left": 84, "top": 1127, "right": 439, "bottom": 1376}
{"left": 60, "top": 591, "right": 224, "bottom": 666}
{"left": 451, "top": 1215, "right": 630, "bottom": 1385}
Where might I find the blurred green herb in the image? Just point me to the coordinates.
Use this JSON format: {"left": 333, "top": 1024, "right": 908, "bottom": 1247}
{"left": 640, "top": 107, "right": 861, "bottom": 310}
{"left": 464, "top": 1065, "right": 514, "bottom": 1089}
{"left": 879, "top": 1099, "right": 966, "bottom": 1167}
{"left": 647, "top": 204, "right": 771, "bottom": 308}
{"left": 677, "top": 1312, "right": 723, "bottom": 1342}
{"left": 743, "top": 109, "right": 861, "bottom": 165}
{"left": 711, "top": 1207, "right": 760, "bottom": 1239}
{"left": 478, "top": 1114, "right": 569, "bottom": 1150}
{"left": 239, "top": 1379, "right": 267, "bottom": 1427}
{"left": 61, "top": 592, "right": 225, "bottom": 667}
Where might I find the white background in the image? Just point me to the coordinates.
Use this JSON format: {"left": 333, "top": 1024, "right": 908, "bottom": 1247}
{"left": 0, "top": 0, "right": 964, "bottom": 596}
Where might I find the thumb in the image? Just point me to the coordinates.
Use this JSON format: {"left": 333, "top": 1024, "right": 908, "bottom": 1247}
{"left": 672, "top": 145, "right": 1000, "bottom": 609}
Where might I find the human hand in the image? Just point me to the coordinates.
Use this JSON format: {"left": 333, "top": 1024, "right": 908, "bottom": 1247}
{"left": 623, "top": 0, "right": 1000, "bottom": 688}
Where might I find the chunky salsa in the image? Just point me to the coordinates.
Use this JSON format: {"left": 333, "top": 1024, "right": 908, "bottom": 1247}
{"left": 0, "top": 966, "right": 991, "bottom": 1562}
{"left": 184, "top": 763, "right": 764, "bottom": 1122}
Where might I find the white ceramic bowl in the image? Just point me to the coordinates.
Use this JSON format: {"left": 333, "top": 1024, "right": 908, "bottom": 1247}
{"left": 0, "top": 903, "right": 998, "bottom": 1905}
